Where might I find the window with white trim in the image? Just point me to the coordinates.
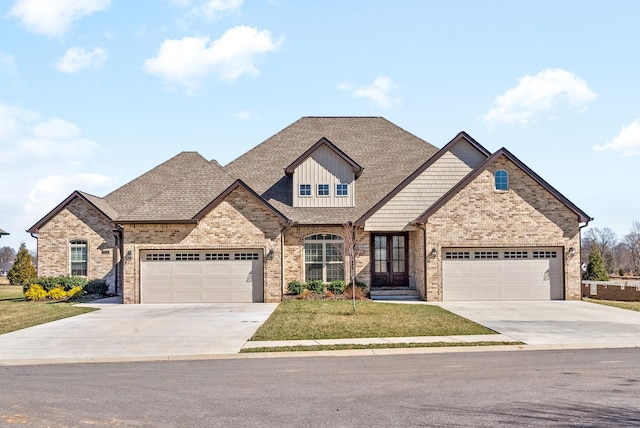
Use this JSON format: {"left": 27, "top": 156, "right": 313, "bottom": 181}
{"left": 70, "top": 240, "right": 87, "bottom": 276}
{"left": 336, "top": 183, "right": 348, "bottom": 196}
{"left": 317, "top": 184, "right": 329, "bottom": 196}
{"left": 495, "top": 170, "right": 508, "bottom": 191}
{"left": 299, "top": 184, "right": 311, "bottom": 197}
{"left": 304, "top": 234, "right": 344, "bottom": 282}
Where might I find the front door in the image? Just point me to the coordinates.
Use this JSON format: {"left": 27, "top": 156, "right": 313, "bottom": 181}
{"left": 371, "top": 233, "right": 408, "bottom": 287}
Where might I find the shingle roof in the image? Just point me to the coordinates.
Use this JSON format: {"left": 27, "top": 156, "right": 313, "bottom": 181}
{"left": 104, "top": 152, "right": 215, "bottom": 220}
{"left": 225, "top": 117, "right": 439, "bottom": 224}
{"left": 0, "top": 229, "right": 8, "bottom": 236}
{"left": 110, "top": 153, "right": 237, "bottom": 222}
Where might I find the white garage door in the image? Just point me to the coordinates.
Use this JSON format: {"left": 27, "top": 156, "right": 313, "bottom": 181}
{"left": 442, "top": 248, "right": 563, "bottom": 301}
{"left": 140, "top": 251, "right": 264, "bottom": 303}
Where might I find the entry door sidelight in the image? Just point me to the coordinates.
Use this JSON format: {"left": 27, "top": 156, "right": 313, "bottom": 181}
{"left": 372, "top": 233, "right": 408, "bottom": 286}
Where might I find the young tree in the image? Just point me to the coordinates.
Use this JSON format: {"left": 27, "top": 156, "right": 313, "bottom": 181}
{"left": 7, "top": 243, "right": 37, "bottom": 285}
{"left": 582, "top": 244, "right": 609, "bottom": 281}
{"left": 342, "top": 222, "right": 366, "bottom": 311}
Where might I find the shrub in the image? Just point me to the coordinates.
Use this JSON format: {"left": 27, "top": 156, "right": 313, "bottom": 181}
{"left": 305, "top": 280, "right": 325, "bottom": 294}
{"left": 22, "top": 276, "right": 87, "bottom": 293}
{"left": 287, "top": 280, "right": 304, "bottom": 295}
{"left": 296, "top": 289, "right": 313, "bottom": 300}
{"left": 24, "top": 284, "right": 47, "bottom": 301}
{"left": 67, "top": 286, "right": 85, "bottom": 299}
{"left": 327, "top": 280, "right": 347, "bottom": 294}
{"left": 85, "top": 279, "right": 109, "bottom": 296}
{"left": 343, "top": 285, "right": 367, "bottom": 300}
{"left": 583, "top": 246, "right": 609, "bottom": 281}
{"left": 47, "top": 286, "right": 67, "bottom": 301}
{"left": 8, "top": 243, "right": 36, "bottom": 286}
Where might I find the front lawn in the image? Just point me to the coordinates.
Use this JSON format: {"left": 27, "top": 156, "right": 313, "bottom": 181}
{"left": 584, "top": 297, "right": 640, "bottom": 312}
{"left": 0, "top": 285, "right": 97, "bottom": 335}
{"left": 250, "top": 300, "right": 494, "bottom": 341}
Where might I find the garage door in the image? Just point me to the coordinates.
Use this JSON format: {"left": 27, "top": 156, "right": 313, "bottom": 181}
{"left": 140, "top": 250, "right": 264, "bottom": 303}
{"left": 442, "top": 248, "right": 563, "bottom": 301}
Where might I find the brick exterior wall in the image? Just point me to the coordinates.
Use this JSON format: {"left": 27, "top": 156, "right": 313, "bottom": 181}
{"left": 283, "top": 225, "right": 370, "bottom": 291}
{"left": 121, "top": 186, "right": 283, "bottom": 303}
{"left": 36, "top": 197, "right": 118, "bottom": 293}
{"left": 424, "top": 156, "right": 582, "bottom": 301}
{"left": 408, "top": 229, "right": 425, "bottom": 294}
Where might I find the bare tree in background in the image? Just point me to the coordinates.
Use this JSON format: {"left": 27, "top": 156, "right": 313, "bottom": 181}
{"left": 582, "top": 227, "right": 618, "bottom": 273}
{"left": 623, "top": 221, "right": 640, "bottom": 276}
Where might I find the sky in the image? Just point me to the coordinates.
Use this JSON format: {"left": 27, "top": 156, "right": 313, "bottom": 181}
{"left": 1, "top": 0, "right": 639, "bottom": 252}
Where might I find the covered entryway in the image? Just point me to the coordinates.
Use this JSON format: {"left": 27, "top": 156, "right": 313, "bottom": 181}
{"left": 140, "top": 250, "right": 264, "bottom": 303}
{"left": 371, "top": 233, "right": 409, "bottom": 287}
{"left": 442, "top": 248, "right": 563, "bottom": 301}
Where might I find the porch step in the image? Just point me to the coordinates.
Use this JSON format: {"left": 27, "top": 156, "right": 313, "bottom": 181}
{"left": 370, "top": 288, "right": 423, "bottom": 301}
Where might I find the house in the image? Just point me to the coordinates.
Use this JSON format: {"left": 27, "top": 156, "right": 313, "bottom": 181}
{"left": 0, "top": 229, "right": 8, "bottom": 239}
{"left": 27, "top": 117, "right": 591, "bottom": 303}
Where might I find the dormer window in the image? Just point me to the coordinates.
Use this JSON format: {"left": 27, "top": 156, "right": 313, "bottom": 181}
{"left": 336, "top": 183, "right": 348, "bottom": 196}
{"left": 299, "top": 184, "right": 311, "bottom": 197}
{"left": 318, "top": 184, "right": 329, "bottom": 196}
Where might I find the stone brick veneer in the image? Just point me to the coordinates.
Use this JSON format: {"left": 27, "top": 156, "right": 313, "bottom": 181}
{"left": 283, "top": 225, "right": 370, "bottom": 291}
{"left": 121, "top": 186, "right": 283, "bottom": 303}
{"left": 36, "top": 197, "right": 117, "bottom": 293}
{"left": 424, "top": 156, "right": 582, "bottom": 301}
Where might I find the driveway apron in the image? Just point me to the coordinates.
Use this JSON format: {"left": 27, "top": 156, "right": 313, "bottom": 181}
{"left": 0, "top": 302, "right": 278, "bottom": 362}
{"left": 437, "top": 300, "right": 640, "bottom": 346}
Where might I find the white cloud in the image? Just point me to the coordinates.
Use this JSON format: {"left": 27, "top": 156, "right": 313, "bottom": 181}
{"left": 232, "top": 110, "right": 252, "bottom": 120}
{"left": 55, "top": 47, "right": 107, "bottom": 73}
{"left": 0, "top": 101, "right": 114, "bottom": 250}
{"left": 185, "top": 0, "right": 243, "bottom": 22}
{"left": 8, "top": 0, "right": 111, "bottom": 37}
{"left": 340, "top": 76, "right": 399, "bottom": 109}
{"left": 144, "top": 26, "right": 282, "bottom": 94}
{"left": 483, "top": 68, "right": 596, "bottom": 127}
{"left": 0, "top": 53, "right": 16, "bottom": 74}
{"left": 594, "top": 119, "right": 640, "bottom": 157}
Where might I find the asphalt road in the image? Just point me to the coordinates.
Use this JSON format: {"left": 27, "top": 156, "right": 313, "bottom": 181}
{"left": 1, "top": 348, "right": 639, "bottom": 427}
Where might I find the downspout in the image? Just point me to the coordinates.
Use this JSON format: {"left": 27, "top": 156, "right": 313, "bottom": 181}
{"left": 30, "top": 233, "right": 38, "bottom": 275}
{"left": 113, "top": 225, "right": 124, "bottom": 297}
{"left": 422, "top": 223, "right": 427, "bottom": 301}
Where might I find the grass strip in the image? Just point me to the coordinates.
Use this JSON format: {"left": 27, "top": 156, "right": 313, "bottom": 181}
{"left": 0, "top": 285, "right": 97, "bottom": 335}
{"left": 251, "top": 300, "right": 494, "bottom": 341}
{"left": 241, "top": 341, "right": 521, "bottom": 353}
{"left": 583, "top": 297, "right": 640, "bottom": 312}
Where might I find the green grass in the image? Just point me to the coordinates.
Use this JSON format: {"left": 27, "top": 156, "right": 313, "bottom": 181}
{"left": 241, "top": 341, "right": 520, "bottom": 353}
{"left": 250, "top": 300, "right": 495, "bottom": 341}
{"left": 584, "top": 297, "right": 640, "bottom": 312}
{"left": 0, "top": 285, "right": 97, "bottom": 335}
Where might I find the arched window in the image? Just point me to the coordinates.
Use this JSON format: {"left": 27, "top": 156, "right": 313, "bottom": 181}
{"left": 495, "top": 170, "right": 508, "bottom": 191}
{"left": 70, "top": 240, "right": 87, "bottom": 276}
{"left": 304, "top": 234, "right": 344, "bottom": 282}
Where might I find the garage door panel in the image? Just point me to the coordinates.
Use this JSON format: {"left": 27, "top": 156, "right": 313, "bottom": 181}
{"left": 140, "top": 251, "right": 263, "bottom": 303}
{"left": 443, "top": 248, "right": 564, "bottom": 301}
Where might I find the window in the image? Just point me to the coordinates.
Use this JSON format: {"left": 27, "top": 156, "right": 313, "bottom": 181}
{"left": 235, "top": 253, "right": 259, "bottom": 260}
{"left": 175, "top": 253, "right": 200, "bottom": 261}
{"left": 474, "top": 251, "right": 499, "bottom": 259}
{"left": 299, "top": 184, "right": 311, "bottom": 197}
{"left": 533, "top": 251, "right": 557, "bottom": 259}
{"left": 336, "top": 183, "right": 348, "bottom": 196}
{"left": 317, "top": 184, "right": 329, "bottom": 196}
{"left": 495, "top": 170, "right": 508, "bottom": 191}
{"left": 70, "top": 240, "right": 87, "bottom": 276}
{"left": 304, "top": 234, "right": 344, "bottom": 282}
{"left": 445, "top": 251, "right": 470, "bottom": 259}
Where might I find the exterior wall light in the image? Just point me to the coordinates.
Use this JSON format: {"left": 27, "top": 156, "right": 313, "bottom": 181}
{"left": 569, "top": 247, "right": 576, "bottom": 257}
{"left": 266, "top": 248, "right": 274, "bottom": 260}
{"left": 125, "top": 250, "right": 132, "bottom": 261}
{"left": 431, "top": 248, "right": 438, "bottom": 257}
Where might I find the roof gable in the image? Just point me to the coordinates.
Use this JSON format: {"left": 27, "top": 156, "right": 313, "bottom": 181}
{"left": 0, "top": 229, "right": 8, "bottom": 236}
{"left": 193, "top": 179, "right": 288, "bottom": 224}
{"left": 27, "top": 191, "right": 115, "bottom": 234}
{"left": 284, "top": 137, "right": 363, "bottom": 178}
{"left": 355, "top": 131, "right": 491, "bottom": 226}
{"left": 415, "top": 148, "right": 592, "bottom": 224}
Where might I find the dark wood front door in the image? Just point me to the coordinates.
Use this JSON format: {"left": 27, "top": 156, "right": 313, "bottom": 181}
{"left": 371, "top": 233, "right": 408, "bottom": 287}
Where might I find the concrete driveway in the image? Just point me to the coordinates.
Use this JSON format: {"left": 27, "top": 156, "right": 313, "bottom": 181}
{"left": 437, "top": 300, "right": 640, "bottom": 346}
{"left": 0, "top": 300, "right": 278, "bottom": 364}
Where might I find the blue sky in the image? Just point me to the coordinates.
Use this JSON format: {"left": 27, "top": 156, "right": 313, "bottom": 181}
{"left": 1, "top": 0, "right": 639, "bottom": 251}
